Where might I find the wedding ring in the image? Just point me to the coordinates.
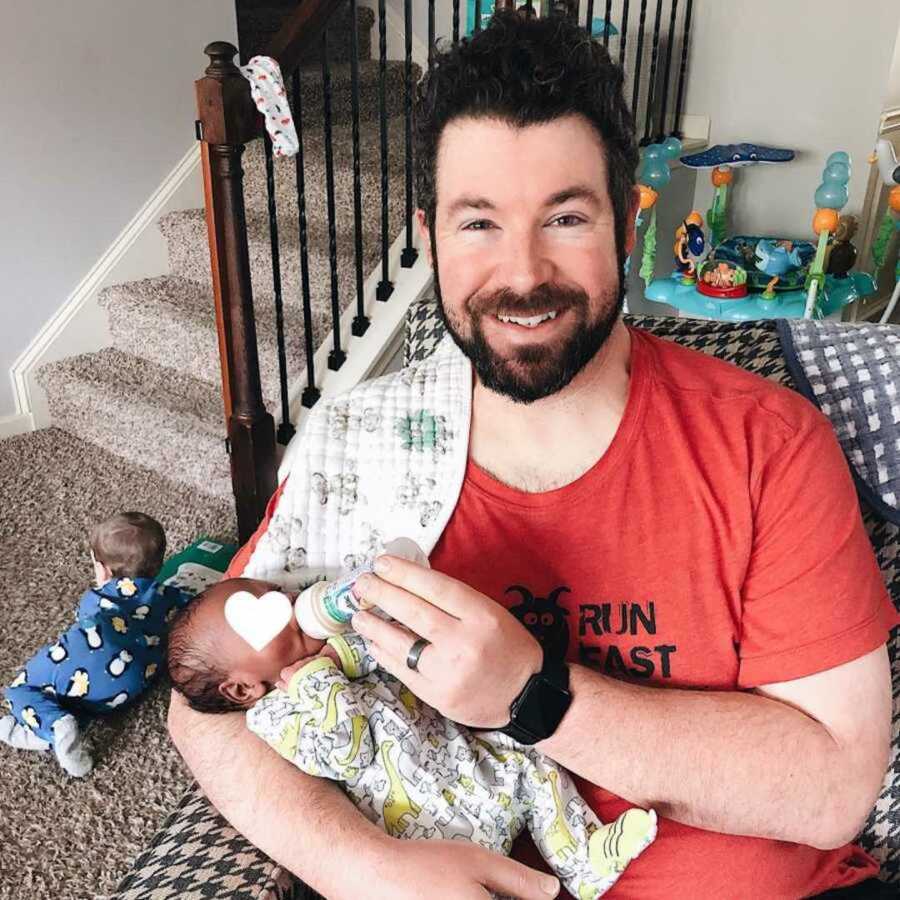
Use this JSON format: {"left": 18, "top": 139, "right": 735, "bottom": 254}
{"left": 405, "top": 637, "right": 430, "bottom": 672}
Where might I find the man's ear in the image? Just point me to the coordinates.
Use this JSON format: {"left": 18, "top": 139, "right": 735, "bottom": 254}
{"left": 219, "top": 679, "right": 267, "bottom": 707}
{"left": 624, "top": 186, "right": 641, "bottom": 258}
{"left": 415, "top": 209, "right": 433, "bottom": 268}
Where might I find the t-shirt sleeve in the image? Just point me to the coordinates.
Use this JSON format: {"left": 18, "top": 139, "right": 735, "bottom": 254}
{"left": 224, "top": 477, "right": 289, "bottom": 578}
{"left": 738, "top": 416, "right": 898, "bottom": 688}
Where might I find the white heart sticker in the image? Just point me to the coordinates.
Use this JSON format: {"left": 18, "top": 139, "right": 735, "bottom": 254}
{"left": 224, "top": 590, "right": 293, "bottom": 652}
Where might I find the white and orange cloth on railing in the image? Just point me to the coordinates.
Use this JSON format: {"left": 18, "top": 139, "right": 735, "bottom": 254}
{"left": 239, "top": 55, "right": 299, "bottom": 158}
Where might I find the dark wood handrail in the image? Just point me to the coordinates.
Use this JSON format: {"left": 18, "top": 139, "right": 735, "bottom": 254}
{"left": 265, "top": 0, "right": 348, "bottom": 78}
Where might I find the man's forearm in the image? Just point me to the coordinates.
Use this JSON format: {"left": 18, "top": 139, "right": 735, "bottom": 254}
{"left": 537, "top": 665, "right": 865, "bottom": 849}
{"left": 167, "top": 692, "right": 388, "bottom": 897}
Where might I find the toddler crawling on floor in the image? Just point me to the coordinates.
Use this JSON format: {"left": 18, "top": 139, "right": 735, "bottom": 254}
{"left": 167, "top": 577, "right": 657, "bottom": 899}
{"left": 0, "top": 512, "right": 189, "bottom": 776}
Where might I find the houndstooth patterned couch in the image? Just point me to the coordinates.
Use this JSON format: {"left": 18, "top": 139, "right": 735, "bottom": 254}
{"left": 109, "top": 305, "right": 899, "bottom": 899}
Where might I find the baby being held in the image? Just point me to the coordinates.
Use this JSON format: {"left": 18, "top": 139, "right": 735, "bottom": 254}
{"left": 168, "top": 577, "right": 657, "bottom": 899}
{"left": 166, "top": 577, "right": 334, "bottom": 713}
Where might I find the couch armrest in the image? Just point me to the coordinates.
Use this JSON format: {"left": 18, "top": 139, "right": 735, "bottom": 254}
{"left": 105, "top": 781, "right": 322, "bottom": 900}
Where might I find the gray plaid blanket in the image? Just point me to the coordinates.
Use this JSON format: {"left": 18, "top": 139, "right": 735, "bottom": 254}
{"left": 779, "top": 320, "right": 900, "bottom": 525}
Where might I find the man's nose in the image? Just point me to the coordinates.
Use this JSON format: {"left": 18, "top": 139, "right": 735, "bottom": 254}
{"left": 500, "top": 230, "right": 554, "bottom": 296}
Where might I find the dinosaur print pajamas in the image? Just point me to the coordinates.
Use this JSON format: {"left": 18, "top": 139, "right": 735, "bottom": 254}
{"left": 247, "top": 633, "right": 656, "bottom": 899}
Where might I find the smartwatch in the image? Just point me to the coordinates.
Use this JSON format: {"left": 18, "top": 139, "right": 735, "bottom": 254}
{"left": 499, "top": 653, "right": 572, "bottom": 745}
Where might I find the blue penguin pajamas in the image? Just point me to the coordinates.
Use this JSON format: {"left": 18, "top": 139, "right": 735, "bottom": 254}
{"left": 3, "top": 577, "right": 188, "bottom": 745}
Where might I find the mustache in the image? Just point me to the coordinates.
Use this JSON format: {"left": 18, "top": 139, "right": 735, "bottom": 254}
{"left": 468, "top": 284, "right": 589, "bottom": 318}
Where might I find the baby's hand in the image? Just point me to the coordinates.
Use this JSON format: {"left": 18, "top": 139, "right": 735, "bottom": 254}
{"left": 276, "top": 660, "right": 307, "bottom": 692}
{"left": 276, "top": 644, "right": 341, "bottom": 691}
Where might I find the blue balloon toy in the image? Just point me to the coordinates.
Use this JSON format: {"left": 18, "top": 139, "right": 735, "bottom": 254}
{"left": 823, "top": 162, "right": 850, "bottom": 184}
{"left": 826, "top": 150, "right": 851, "bottom": 166}
{"left": 815, "top": 182, "right": 849, "bottom": 210}
{"left": 641, "top": 159, "right": 671, "bottom": 189}
{"left": 662, "top": 137, "right": 683, "bottom": 160}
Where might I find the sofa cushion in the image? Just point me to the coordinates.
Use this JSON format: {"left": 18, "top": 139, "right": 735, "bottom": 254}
{"left": 106, "top": 781, "right": 303, "bottom": 900}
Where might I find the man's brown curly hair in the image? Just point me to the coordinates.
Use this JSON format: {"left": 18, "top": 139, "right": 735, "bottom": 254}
{"left": 414, "top": 8, "right": 639, "bottom": 259}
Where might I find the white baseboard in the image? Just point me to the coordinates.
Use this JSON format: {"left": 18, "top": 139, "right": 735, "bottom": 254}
{"left": 0, "top": 413, "right": 35, "bottom": 441}
{"left": 679, "top": 114, "right": 710, "bottom": 145}
{"left": 9, "top": 143, "right": 203, "bottom": 429}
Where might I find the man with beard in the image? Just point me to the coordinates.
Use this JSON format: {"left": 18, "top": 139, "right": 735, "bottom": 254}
{"left": 169, "top": 10, "right": 896, "bottom": 899}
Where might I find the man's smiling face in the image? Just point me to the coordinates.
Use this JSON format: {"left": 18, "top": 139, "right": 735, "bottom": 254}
{"left": 417, "top": 112, "right": 636, "bottom": 403}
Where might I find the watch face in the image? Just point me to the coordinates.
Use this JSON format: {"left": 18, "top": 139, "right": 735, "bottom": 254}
{"left": 516, "top": 677, "right": 571, "bottom": 740}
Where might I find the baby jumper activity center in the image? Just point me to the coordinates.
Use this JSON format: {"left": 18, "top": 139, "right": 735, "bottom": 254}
{"left": 636, "top": 140, "right": 897, "bottom": 322}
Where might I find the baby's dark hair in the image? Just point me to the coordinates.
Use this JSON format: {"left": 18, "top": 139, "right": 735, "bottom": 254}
{"left": 167, "top": 592, "right": 240, "bottom": 714}
{"left": 414, "top": 8, "right": 639, "bottom": 258}
{"left": 90, "top": 511, "right": 166, "bottom": 578}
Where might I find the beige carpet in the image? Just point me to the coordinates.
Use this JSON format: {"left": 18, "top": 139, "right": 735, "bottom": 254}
{"left": 0, "top": 427, "right": 235, "bottom": 900}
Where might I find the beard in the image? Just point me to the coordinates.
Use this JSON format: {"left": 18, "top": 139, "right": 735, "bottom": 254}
{"left": 431, "top": 237, "right": 625, "bottom": 405}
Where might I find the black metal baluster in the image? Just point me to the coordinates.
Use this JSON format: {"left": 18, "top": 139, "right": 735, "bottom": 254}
{"left": 474, "top": 0, "right": 483, "bottom": 33}
{"left": 672, "top": 0, "right": 693, "bottom": 138}
{"left": 619, "top": 0, "right": 630, "bottom": 67}
{"left": 291, "top": 69, "right": 320, "bottom": 408}
{"left": 452, "top": 0, "right": 460, "bottom": 44}
{"left": 656, "top": 0, "right": 678, "bottom": 141}
{"left": 262, "top": 133, "right": 294, "bottom": 444}
{"left": 641, "top": 0, "right": 664, "bottom": 145}
{"left": 603, "top": 0, "right": 612, "bottom": 47}
{"left": 321, "top": 28, "right": 345, "bottom": 371}
{"left": 376, "top": 0, "right": 393, "bottom": 301}
{"left": 428, "top": 0, "right": 435, "bottom": 71}
{"left": 631, "top": 0, "right": 648, "bottom": 119}
{"left": 586, "top": 0, "right": 595, "bottom": 34}
{"left": 401, "top": 0, "right": 417, "bottom": 268}
{"left": 349, "top": 0, "right": 368, "bottom": 337}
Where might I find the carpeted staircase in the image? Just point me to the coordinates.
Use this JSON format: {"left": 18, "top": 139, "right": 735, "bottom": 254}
{"left": 38, "top": 1, "right": 418, "bottom": 502}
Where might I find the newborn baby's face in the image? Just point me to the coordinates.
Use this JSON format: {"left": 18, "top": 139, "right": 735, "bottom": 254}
{"left": 211, "top": 578, "right": 327, "bottom": 686}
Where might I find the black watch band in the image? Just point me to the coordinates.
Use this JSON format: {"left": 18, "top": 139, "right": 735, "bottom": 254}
{"left": 499, "top": 654, "right": 572, "bottom": 745}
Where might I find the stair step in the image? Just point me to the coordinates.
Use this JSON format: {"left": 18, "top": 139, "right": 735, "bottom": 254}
{"left": 99, "top": 275, "right": 337, "bottom": 408}
{"left": 158, "top": 181, "right": 409, "bottom": 309}
{"left": 37, "top": 350, "right": 232, "bottom": 499}
{"left": 100, "top": 277, "right": 223, "bottom": 390}
{"left": 241, "top": 113, "right": 409, "bottom": 218}
{"left": 293, "top": 59, "right": 421, "bottom": 127}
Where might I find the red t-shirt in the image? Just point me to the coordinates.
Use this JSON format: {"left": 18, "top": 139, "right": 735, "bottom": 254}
{"left": 232, "top": 327, "right": 896, "bottom": 898}
{"left": 427, "top": 328, "right": 896, "bottom": 898}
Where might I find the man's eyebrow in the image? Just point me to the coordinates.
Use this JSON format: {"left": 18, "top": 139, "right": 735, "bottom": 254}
{"left": 445, "top": 184, "right": 603, "bottom": 218}
{"left": 545, "top": 185, "right": 604, "bottom": 207}
{"left": 446, "top": 195, "right": 496, "bottom": 217}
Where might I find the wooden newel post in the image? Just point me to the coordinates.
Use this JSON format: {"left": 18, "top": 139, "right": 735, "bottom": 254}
{"left": 196, "top": 41, "right": 276, "bottom": 543}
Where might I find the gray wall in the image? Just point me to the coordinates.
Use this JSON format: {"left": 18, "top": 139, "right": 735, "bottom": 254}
{"left": 684, "top": 0, "right": 900, "bottom": 239}
{"left": 0, "top": 1, "right": 237, "bottom": 418}
{"left": 885, "top": 13, "right": 900, "bottom": 110}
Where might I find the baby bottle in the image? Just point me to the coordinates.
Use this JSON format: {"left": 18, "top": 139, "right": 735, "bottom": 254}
{"left": 294, "top": 537, "right": 429, "bottom": 639}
